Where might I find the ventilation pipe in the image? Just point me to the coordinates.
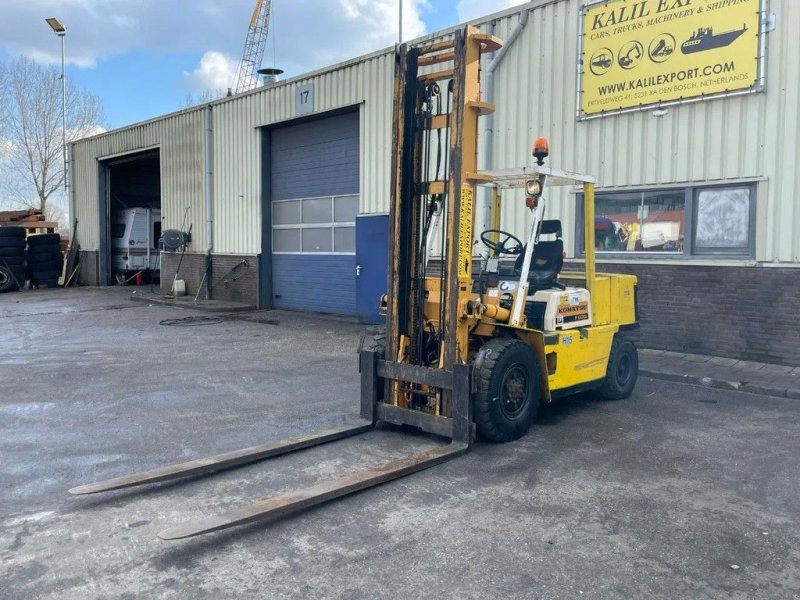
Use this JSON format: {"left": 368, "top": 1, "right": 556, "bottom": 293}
{"left": 257, "top": 67, "right": 284, "bottom": 86}
{"left": 204, "top": 105, "right": 214, "bottom": 299}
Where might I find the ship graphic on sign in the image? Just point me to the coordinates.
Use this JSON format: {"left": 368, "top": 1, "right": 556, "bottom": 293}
{"left": 681, "top": 24, "right": 748, "bottom": 54}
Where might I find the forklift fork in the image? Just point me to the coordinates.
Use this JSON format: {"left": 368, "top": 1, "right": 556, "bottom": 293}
{"left": 70, "top": 350, "right": 472, "bottom": 539}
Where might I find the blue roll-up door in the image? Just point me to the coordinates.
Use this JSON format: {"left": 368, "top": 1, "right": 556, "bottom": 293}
{"left": 270, "top": 111, "right": 359, "bottom": 315}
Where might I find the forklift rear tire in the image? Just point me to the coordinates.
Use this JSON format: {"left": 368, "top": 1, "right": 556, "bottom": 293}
{"left": 361, "top": 328, "right": 386, "bottom": 401}
{"left": 474, "top": 338, "right": 540, "bottom": 443}
{"left": 598, "top": 336, "right": 638, "bottom": 400}
{"left": 361, "top": 328, "right": 386, "bottom": 359}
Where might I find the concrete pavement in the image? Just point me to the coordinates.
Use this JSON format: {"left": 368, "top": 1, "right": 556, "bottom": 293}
{"left": 1, "top": 288, "right": 799, "bottom": 599}
{"left": 640, "top": 348, "right": 800, "bottom": 400}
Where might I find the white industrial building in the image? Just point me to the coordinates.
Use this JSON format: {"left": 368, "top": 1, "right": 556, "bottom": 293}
{"left": 70, "top": 0, "right": 799, "bottom": 364}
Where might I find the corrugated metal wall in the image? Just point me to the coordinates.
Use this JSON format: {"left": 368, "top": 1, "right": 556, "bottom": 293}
{"left": 490, "top": 0, "right": 799, "bottom": 263}
{"left": 71, "top": 52, "right": 394, "bottom": 256}
{"left": 72, "top": 0, "right": 798, "bottom": 263}
{"left": 71, "top": 109, "right": 206, "bottom": 251}
{"left": 211, "top": 52, "right": 394, "bottom": 254}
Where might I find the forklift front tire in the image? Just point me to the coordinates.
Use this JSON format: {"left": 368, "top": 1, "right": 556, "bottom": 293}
{"left": 598, "top": 336, "right": 639, "bottom": 401}
{"left": 474, "top": 338, "right": 540, "bottom": 443}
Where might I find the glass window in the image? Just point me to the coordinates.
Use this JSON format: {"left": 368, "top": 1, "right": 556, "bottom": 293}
{"left": 594, "top": 190, "right": 685, "bottom": 253}
{"left": 694, "top": 187, "right": 750, "bottom": 251}
{"left": 334, "top": 226, "right": 355, "bottom": 253}
{"left": 273, "top": 229, "right": 301, "bottom": 252}
{"left": 579, "top": 183, "right": 755, "bottom": 259}
{"left": 273, "top": 200, "right": 301, "bottom": 225}
{"left": 334, "top": 195, "right": 359, "bottom": 223}
{"left": 302, "top": 227, "right": 333, "bottom": 252}
{"left": 302, "top": 198, "right": 332, "bottom": 224}
{"left": 272, "top": 196, "right": 356, "bottom": 255}
{"left": 111, "top": 224, "right": 126, "bottom": 239}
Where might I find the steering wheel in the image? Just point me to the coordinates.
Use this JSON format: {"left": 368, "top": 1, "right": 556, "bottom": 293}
{"left": 480, "top": 229, "right": 524, "bottom": 256}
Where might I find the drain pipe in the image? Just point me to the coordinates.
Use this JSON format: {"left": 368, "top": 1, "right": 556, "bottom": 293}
{"left": 481, "top": 10, "right": 529, "bottom": 258}
{"left": 204, "top": 105, "right": 214, "bottom": 299}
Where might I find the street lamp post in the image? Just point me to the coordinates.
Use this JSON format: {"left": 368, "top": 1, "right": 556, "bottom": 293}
{"left": 399, "top": 0, "right": 403, "bottom": 44}
{"left": 45, "top": 17, "right": 67, "bottom": 193}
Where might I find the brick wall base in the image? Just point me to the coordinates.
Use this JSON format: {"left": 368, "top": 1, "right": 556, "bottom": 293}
{"left": 160, "top": 252, "right": 258, "bottom": 306}
{"left": 77, "top": 251, "right": 99, "bottom": 286}
{"left": 565, "top": 261, "right": 800, "bottom": 366}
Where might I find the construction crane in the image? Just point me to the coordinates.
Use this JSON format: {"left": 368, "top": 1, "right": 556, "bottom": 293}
{"left": 231, "top": 0, "right": 272, "bottom": 94}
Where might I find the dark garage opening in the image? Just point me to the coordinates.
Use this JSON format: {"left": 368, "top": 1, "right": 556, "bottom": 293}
{"left": 103, "top": 150, "right": 162, "bottom": 285}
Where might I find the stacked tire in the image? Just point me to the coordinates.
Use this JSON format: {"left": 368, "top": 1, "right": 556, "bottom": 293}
{"left": 27, "top": 233, "right": 64, "bottom": 288}
{"left": 0, "top": 227, "right": 26, "bottom": 293}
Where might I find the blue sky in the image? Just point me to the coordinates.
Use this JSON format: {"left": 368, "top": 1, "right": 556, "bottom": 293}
{"left": 1, "top": 1, "right": 525, "bottom": 131}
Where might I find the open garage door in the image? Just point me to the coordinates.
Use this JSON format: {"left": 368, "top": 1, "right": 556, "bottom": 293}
{"left": 102, "top": 150, "right": 161, "bottom": 285}
{"left": 269, "top": 111, "right": 359, "bottom": 315}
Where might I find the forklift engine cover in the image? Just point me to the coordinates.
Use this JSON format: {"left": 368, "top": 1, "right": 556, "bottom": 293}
{"left": 528, "top": 287, "right": 592, "bottom": 331}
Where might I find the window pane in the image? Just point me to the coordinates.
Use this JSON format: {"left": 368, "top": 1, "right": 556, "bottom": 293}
{"left": 273, "top": 200, "right": 301, "bottom": 225}
{"left": 594, "top": 190, "right": 685, "bottom": 253}
{"left": 302, "top": 227, "right": 332, "bottom": 252}
{"left": 302, "top": 198, "right": 332, "bottom": 224}
{"left": 273, "top": 229, "right": 301, "bottom": 252}
{"left": 334, "top": 195, "right": 359, "bottom": 223}
{"left": 334, "top": 226, "right": 355, "bottom": 253}
{"left": 695, "top": 188, "right": 750, "bottom": 250}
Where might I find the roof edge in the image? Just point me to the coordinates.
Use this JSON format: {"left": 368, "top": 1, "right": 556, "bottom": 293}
{"left": 72, "top": 0, "right": 563, "bottom": 147}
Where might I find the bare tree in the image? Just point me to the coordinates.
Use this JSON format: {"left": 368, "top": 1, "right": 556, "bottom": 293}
{"left": 178, "top": 88, "right": 229, "bottom": 110}
{"left": 2, "top": 56, "right": 104, "bottom": 217}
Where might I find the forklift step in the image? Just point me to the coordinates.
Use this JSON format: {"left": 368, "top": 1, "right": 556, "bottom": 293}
{"left": 68, "top": 421, "right": 373, "bottom": 495}
{"left": 157, "top": 442, "right": 468, "bottom": 539}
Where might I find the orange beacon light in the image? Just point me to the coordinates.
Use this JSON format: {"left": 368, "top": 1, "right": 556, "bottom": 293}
{"left": 532, "top": 136, "right": 549, "bottom": 166}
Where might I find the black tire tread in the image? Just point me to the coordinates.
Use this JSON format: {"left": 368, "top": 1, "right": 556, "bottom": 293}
{"left": 26, "top": 233, "right": 61, "bottom": 246}
{"left": 474, "top": 337, "right": 540, "bottom": 443}
{"left": 29, "top": 258, "right": 63, "bottom": 270}
{"left": 598, "top": 335, "right": 639, "bottom": 401}
{"left": 0, "top": 266, "right": 18, "bottom": 292}
{"left": 362, "top": 329, "right": 386, "bottom": 359}
{"left": 0, "top": 227, "right": 26, "bottom": 238}
{"left": 28, "top": 245, "right": 62, "bottom": 255}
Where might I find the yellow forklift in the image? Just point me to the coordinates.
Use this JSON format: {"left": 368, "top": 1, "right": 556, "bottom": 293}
{"left": 69, "top": 25, "right": 638, "bottom": 539}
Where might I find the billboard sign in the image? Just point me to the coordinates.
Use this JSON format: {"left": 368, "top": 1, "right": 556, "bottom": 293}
{"left": 578, "top": 0, "right": 764, "bottom": 118}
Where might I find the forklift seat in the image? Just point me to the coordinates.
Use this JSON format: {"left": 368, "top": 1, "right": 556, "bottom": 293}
{"left": 514, "top": 220, "right": 565, "bottom": 290}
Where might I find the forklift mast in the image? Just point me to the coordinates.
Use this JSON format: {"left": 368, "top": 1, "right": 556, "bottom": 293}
{"left": 388, "top": 26, "right": 496, "bottom": 369}
{"left": 381, "top": 27, "right": 500, "bottom": 435}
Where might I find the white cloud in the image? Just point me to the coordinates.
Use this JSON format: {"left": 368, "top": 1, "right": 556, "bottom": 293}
{"left": 338, "top": 0, "right": 427, "bottom": 43}
{"left": 0, "top": 0, "right": 430, "bottom": 80}
{"left": 0, "top": 137, "right": 14, "bottom": 161}
{"left": 70, "top": 124, "right": 106, "bottom": 141}
{"left": 183, "top": 51, "right": 240, "bottom": 94}
{"left": 456, "top": 0, "right": 527, "bottom": 23}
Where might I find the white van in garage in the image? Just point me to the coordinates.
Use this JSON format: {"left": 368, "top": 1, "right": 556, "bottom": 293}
{"left": 111, "top": 208, "right": 161, "bottom": 275}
